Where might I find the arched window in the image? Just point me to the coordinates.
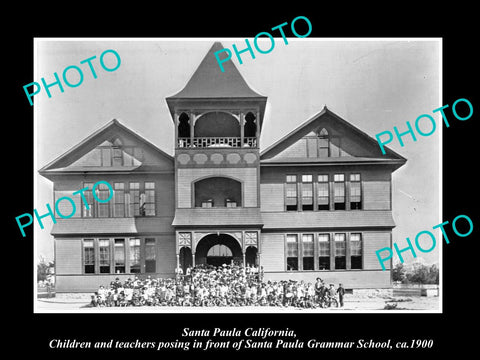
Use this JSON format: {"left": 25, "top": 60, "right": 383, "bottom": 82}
{"left": 178, "top": 112, "right": 190, "bottom": 138}
{"left": 194, "top": 112, "right": 240, "bottom": 137}
{"left": 244, "top": 112, "right": 256, "bottom": 137}
{"left": 207, "top": 244, "right": 233, "bottom": 257}
{"left": 317, "top": 128, "right": 330, "bottom": 157}
{"left": 194, "top": 177, "right": 242, "bottom": 208}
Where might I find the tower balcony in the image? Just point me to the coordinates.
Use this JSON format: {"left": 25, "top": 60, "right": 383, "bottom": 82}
{"left": 177, "top": 136, "right": 257, "bottom": 149}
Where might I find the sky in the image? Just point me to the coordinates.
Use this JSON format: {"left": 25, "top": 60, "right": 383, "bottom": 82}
{"left": 34, "top": 38, "right": 441, "bottom": 266}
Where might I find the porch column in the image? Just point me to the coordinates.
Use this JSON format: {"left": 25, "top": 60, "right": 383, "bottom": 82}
{"left": 240, "top": 112, "right": 245, "bottom": 147}
{"left": 256, "top": 110, "right": 260, "bottom": 148}
{"left": 242, "top": 251, "right": 246, "bottom": 274}
{"left": 190, "top": 112, "right": 195, "bottom": 147}
{"left": 176, "top": 253, "right": 180, "bottom": 274}
{"left": 174, "top": 112, "right": 179, "bottom": 148}
{"left": 192, "top": 251, "right": 196, "bottom": 268}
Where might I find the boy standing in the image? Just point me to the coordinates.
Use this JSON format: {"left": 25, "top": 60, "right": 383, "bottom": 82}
{"left": 337, "top": 283, "right": 345, "bottom": 307}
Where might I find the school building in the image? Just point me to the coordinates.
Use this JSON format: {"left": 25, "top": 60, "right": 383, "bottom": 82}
{"left": 39, "top": 42, "right": 406, "bottom": 292}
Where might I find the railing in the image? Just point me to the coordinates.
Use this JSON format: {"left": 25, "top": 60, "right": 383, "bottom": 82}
{"left": 177, "top": 137, "right": 257, "bottom": 148}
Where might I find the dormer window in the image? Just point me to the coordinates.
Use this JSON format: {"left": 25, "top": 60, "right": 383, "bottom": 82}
{"left": 317, "top": 128, "right": 330, "bottom": 157}
{"left": 112, "top": 147, "right": 123, "bottom": 166}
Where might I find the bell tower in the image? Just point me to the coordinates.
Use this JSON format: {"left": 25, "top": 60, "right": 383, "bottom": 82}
{"left": 166, "top": 42, "right": 267, "bottom": 270}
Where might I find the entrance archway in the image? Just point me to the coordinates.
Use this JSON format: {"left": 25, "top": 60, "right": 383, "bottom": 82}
{"left": 195, "top": 234, "right": 243, "bottom": 267}
{"left": 179, "top": 246, "right": 192, "bottom": 273}
{"left": 206, "top": 244, "right": 233, "bottom": 267}
{"left": 245, "top": 246, "right": 258, "bottom": 267}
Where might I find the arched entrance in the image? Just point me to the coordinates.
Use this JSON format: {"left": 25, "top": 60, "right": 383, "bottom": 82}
{"left": 179, "top": 246, "right": 192, "bottom": 273}
{"left": 245, "top": 246, "right": 258, "bottom": 267}
{"left": 206, "top": 244, "right": 233, "bottom": 267}
{"left": 195, "top": 233, "right": 243, "bottom": 267}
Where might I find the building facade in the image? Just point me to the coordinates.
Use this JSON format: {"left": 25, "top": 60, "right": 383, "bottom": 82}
{"left": 39, "top": 42, "right": 406, "bottom": 292}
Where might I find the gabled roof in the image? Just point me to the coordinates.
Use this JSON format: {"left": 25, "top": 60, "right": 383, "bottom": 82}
{"left": 167, "top": 42, "right": 266, "bottom": 99}
{"left": 260, "top": 105, "right": 406, "bottom": 166}
{"left": 165, "top": 42, "right": 268, "bottom": 125}
{"left": 39, "top": 119, "right": 173, "bottom": 175}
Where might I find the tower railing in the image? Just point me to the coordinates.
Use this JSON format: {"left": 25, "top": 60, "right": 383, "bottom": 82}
{"left": 177, "top": 137, "right": 257, "bottom": 148}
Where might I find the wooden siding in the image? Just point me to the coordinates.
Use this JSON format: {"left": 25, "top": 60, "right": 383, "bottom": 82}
{"left": 260, "top": 183, "right": 284, "bottom": 211}
{"left": 54, "top": 190, "right": 81, "bottom": 218}
{"left": 259, "top": 233, "right": 285, "bottom": 271}
{"left": 177, "top": 167, "right": 258, "bottom": 208}
{"left": 363, "top": 181, "right": 391, "bottom": 210}
{"left": 275, "top": 138, "right": 307, "bottom": 158}
{"left": 55, "top": 238, "right": 82, "bottom": 275}
{"left": 156, "top": 235, "right": 176, "bottom": 274}
{"left": 363, "top": 231, "right": 391, "bottom": 270}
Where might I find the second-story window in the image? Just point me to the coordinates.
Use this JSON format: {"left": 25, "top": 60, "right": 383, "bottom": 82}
{"left": 143, "top": 182, "right": 156, "bottom": 216}
{"left": 317, "top": 175, "right": 329, "bottom": 210}
{"left": 333, "top": 174, "right": 346, "bottom": 210}
{"left": 301, "top": 175, "right": 313, "bottom": 211}
{"left": 113, "top": 183, "right": 125, "bottom": 217}
{"left": 129, "top": 182, "right": 140, "bottom": 216}
{"left": 285, "top": 175, "right": 298, "bottom": 211}
{"left": 96, "top": 183, "right": 111, "bottom": 217}
{"left": 350, "top": 173, "right": 362, "bottom": 209}
{"left": 83, "top": 182, "right": 94, "bottom": 217}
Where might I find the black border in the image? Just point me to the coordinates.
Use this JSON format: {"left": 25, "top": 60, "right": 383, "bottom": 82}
{"left": 8, "top": 6, "right": 479, "bottom": 356}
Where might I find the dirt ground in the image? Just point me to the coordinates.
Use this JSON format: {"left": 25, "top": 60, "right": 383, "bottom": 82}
{"left": 35, "top": 293, "right": 440, "bottom": 312}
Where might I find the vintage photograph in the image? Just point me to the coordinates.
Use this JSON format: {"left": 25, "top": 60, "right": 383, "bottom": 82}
{"left": 33, "top": 38, "right": 441, "bottom": 313}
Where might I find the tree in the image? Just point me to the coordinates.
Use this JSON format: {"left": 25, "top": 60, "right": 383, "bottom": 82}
{"left": 37, "top": 256, "right": 54, "bottom": 282}
{"left": 405, "top": 264, "right": 439, "bottom": 284}
{"left": 392, "top": 263, "right": 406, "bottom": 282}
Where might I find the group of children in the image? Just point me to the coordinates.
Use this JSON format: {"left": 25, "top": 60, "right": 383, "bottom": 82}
{"left": 90, "top": 264, "right": 346, "bottom": 308}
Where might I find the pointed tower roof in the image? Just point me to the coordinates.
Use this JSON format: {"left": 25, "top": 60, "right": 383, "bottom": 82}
{"left": 168, "top": 42, "right": 265, "bottom": 99}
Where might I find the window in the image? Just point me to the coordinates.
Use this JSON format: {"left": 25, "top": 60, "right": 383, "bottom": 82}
{"left": 301, "top": 175, "right": 313, "bottom": 211}
{"left": 114, "top": 239, "right": 126, "bottom": 273}
{"left": 113, "top": 183, "right": 125, "bottom": 217}
{"left": 112, "top": 148, "right": 123, "bottom": 166}
{"left": 101, "top": 148, "right": 111, "bottom": 166}
{"left": 96, "top": 183, "right": 111, "bottom": 217}
{"left": 285, "top": 175, "right": 298, "bottom": 211}
{"left": 145, "top": 238, "right": 156, "bottom": 273}
{"left": 99, "top": 239, "right": 111, "bottom": 273}
{"left": 143, "top": 182, "right": 155, "bottom": 216}
{"left": 317, "top": 128, "right": 329, "bottom": 157}
{"left": 129, "top": 182, "right": 140, "bottom": 216}
{"left": 201, "top": 200, "right": 213, "bottom": 208}
{"left": 226, "top": 199, "right": 237, "bottom": 207}
{"left": 334, "top": 233, "right": 346, "bottom": 269}
{"left": 350, "top": 173, "right": 362, "bottom": 210}
{"left": 318, "top": 234, "right": 330, "bottom": 270}
{"left": 302, "top": 234, "right": 314, "bottom": 270}
{"left": 83, "top": 239, "right": 95, "bottom": 273}
{"left": 333, "top": 174, "right": 346, "bottom": 210}
{"left": 350, "top": 233, "right": 363, "bottom": 269}
{"left": 317, "top": 175, "right": 329, "bottom": 210}
{"left": 82, "top": 183, "right": 94, "bottom": 217}
{"left": 286, "top": 234, "right": 299, "bottom": 271}
{"left": 129, "top": 238, "right": 141, "bottom": 273}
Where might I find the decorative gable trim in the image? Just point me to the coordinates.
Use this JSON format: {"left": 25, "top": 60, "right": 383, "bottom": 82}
{"left": 260, "top": 105, "right": 406, "bottom": 162}
{"left": 39, "top": 119, "right": 173, "bottom": 174}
